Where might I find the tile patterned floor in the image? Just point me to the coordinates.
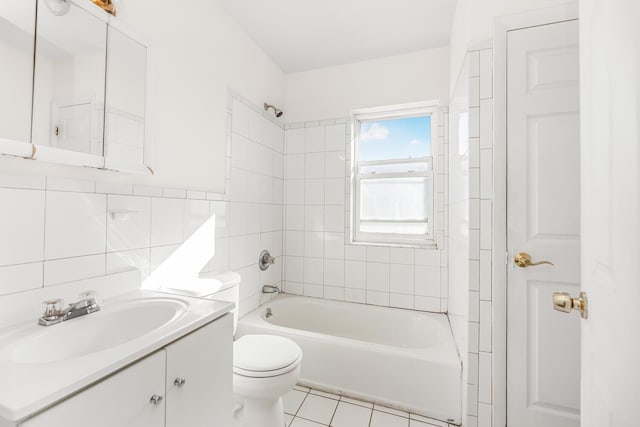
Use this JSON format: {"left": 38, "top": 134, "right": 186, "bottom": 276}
{"left": 283, "top": 386, "right": 458, "bottom": 427}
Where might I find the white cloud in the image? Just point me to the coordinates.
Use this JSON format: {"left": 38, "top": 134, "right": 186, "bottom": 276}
{"left": 409, "top": 139, "right": 424, "bottom": 145}
{"left": 361, "top": 123, "right": 389, "bottom": 141}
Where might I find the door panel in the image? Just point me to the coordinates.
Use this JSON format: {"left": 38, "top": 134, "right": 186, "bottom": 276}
{"left": 528, "top": 113, "right": 580, "bottom": 238}
{"left": 507, "top": 19, "right": 581, "bottom": 427}
{"left": 527, "top": 280, "right": 580, "bottom": 411}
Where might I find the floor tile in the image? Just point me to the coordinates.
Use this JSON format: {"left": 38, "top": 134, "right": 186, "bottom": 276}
{"left": 330, "top": 402, "right": 372, "bottom": 427}
{"left": 297, "top": 394, "right": 339, "bottom": 425}
{"left": 340, "top": 396, "right": 374, "bottom": 409}
{"left": 284, "top": 389, "right": 308, "bottom": 415}
{"left": 310, "top": 389, "right": 340, "bottom": 400}
{"left": 370, "top": 410, "right": 409, "bottom": 427}
{"left": 290, "top": 417, "right": 326, "bottom": 427}
{"left": 295, "top": 385, "right": 311, "bottom": 392}
{"left": 374, "top": 404, "right": 409, "bottom": 418}
{"left": 285, "top": 413, "right": 294, "bottom": 426}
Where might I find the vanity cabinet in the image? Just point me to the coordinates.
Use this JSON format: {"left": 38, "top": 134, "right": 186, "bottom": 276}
{"left": 19, "top": 315, "right": 232, "bottom": 427}
{"left": 20, "top": 351, "right": 166, "bottom": 427}
{"left": 165, "top": 314, "right": 232, "bottom": 427}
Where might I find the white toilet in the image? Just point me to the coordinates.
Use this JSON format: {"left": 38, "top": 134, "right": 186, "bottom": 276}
{"left": 233, "top": 334, "right": 302, "bottom": 427}
{"left": 158, "top": 271, "right": 302, "bottom": 427}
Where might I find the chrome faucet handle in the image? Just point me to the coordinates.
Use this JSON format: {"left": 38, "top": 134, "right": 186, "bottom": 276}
{"left": 259, "top": 250, "right": 276, "bottom": 271}
{"left": 42, "top": 299, "right": 65, "bottom": 318}
{"left": 78, "top": 290, "right": 98, "bottom": 303}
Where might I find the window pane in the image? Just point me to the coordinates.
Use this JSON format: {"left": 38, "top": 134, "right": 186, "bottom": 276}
{"left": 360, "top": 177, "right": 429, "bottom": 235}
{"left": 360, "top": 221, "right": 428, "bottom": 235}
{"left": 360, "top": 161, "right": 430, "bottom": 175}
{"left": 359, "top": 116, "right": 430, "bottom": 162}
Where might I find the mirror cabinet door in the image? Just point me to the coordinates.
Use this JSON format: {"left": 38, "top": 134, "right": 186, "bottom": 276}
{"left": 104, "top": 26, "right": 148, "bottom": 171}
{"left": 32, "top": 0, "right": 107, "bottom": 158}
{"left": 0, "top": 0, "right": 36, "bottom": 147}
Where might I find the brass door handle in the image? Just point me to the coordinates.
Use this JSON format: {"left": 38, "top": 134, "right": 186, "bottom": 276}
{"left": 553, "top": 291, "right": 588, "bottom": 319}
{"left": 514, "top": 252, "right": 554, "bottom": 268}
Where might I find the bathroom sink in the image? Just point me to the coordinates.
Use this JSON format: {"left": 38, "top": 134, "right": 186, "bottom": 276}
{"left": 8, "top": 298, "right": 188, "bottom": 364}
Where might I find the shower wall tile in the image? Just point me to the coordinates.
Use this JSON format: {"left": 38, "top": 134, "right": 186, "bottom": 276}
{"left": 456, "top": 47, "right": 495, "bottom": 427}
{"left": 283, "top": 113, "right": 449, "bottom": 313}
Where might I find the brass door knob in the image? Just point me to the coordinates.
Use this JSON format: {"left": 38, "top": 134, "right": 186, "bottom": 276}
{"left": 553, "top": 291, "right": 588, "bottom": 319}
{"left": 514, "top": 252, "right": 554, "bottom": 268}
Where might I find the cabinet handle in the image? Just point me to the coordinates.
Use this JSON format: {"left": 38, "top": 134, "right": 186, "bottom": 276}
{"left": 174, "top": 377, "right": 186, "bottom": 387}
{"left": 149, "top": 394, "right": 163, "bottom": 406}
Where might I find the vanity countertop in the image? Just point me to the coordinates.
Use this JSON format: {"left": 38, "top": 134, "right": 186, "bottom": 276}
{"left": 0, "top": 290, "right": 233, "bottom": 422}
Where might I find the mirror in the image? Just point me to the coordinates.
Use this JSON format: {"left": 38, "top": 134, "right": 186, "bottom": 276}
{"left": 0, "top": 0, "right": 36, "bottom": 148}
{"left": 32, "top": 0, "right": 107, "bottom": 158}
{"left": 104, "top": 25, "right": 148, "bottom": 171}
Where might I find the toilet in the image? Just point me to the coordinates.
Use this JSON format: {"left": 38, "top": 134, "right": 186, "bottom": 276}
{"left": 157, "top": 271, "right": 302, "bottom": 427}
{"left": 233, "top": 334, "right": 302, "bottom": 427}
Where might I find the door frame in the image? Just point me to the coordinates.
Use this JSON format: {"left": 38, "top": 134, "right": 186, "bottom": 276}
{"left": 493, "top": 3, "right": 579, "bottom": 426}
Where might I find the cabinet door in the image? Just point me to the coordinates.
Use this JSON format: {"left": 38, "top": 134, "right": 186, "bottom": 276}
{"left": 20, "top": 351, "right": 166, "bottom": 427}
{"left": 165, "top": 315, "right": 233, "bottom": 427}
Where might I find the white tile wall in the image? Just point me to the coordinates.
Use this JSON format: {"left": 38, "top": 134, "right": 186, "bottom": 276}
{"left": 224, "top": 93, "right": 285, "bottom": 314}
{"left": 45, "top": 191, "right": 107, "bottom": 260}
{"left": 283, "top": 114, "right": 449, "bottom": 313}
{"left": 0, "top": 188, "right": 45, "bottom": 266}
{"left": 448, "top": 47, "right": 495, "bottom": 427}
{"left": 0, "top": 93, "right": 285, "bottom": 320}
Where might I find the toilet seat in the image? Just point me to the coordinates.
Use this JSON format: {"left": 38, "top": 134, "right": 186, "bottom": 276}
{"left": 234, "top": 335, "right": 302, "bottom": 378}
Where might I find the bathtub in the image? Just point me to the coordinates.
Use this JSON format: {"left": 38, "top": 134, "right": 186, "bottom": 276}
{"left": 237, "top": 294, "right": 461, "bottom": 424}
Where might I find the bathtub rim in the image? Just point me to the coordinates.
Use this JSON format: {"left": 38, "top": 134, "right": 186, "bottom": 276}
{"left": 240, "top": 294, "right": 461, "bottom": 366}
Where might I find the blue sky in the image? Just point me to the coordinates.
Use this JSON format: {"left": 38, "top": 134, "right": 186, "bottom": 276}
{"left": 359, "top": 116, "right": 431, "bottom": 161}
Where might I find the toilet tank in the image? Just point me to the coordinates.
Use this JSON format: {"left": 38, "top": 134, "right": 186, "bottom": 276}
{"left": 200, "top": 271, "right": 241, "bottom": 334}
{"left": 155, "top": 271, "right": 241, "bottom": 334}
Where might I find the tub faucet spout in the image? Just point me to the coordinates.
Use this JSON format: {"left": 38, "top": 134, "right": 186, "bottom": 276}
{"left": 262, "top": 285, "right": 281, "bottom": 294}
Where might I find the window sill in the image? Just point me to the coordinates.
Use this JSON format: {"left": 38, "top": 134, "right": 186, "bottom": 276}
{"left": 349, "top": 239, "right": 438, "bottom": 250}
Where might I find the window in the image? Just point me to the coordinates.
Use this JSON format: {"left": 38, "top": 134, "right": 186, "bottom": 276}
{"left": 351, "top": 102, "right": 438, "bottom": 247}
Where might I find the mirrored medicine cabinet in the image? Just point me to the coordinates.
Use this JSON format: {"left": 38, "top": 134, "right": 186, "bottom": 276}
{"left": 0, "top": 0, "right": 153, "bottom": 174}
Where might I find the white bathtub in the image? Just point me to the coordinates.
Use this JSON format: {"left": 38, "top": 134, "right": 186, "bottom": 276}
{"left": 237, "top": 295, "right": 462, "bottom": 424}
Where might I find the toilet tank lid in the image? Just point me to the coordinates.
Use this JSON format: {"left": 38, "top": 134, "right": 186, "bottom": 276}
{"left": 199, "top": 271, "right": 241, "bottom": 287}
{"left": 159, "top": 271, "right": 241, "bottom": 297}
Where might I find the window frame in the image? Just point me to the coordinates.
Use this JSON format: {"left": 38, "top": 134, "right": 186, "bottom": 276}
{"left": 350, "top": 101, "right": 439, "bottom": 248}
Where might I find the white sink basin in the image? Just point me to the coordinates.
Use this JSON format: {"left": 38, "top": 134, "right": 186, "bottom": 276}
{"left": 9, "top": 298, "right": 188, "bottom": 364}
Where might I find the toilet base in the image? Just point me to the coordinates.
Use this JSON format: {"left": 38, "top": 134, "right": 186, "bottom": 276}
{"left": 234, "top": 396, "right": 285, "bottom": 427}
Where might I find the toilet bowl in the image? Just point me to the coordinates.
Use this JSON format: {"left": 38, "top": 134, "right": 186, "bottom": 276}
{"left": 152, "top": 271, "right": 303, "bottom": 427}
{"left": 233, "top": 334, "right": 302, "bottom": 427}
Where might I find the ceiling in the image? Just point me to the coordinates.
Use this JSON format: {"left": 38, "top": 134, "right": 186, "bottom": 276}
{"left": 217, "top": 0, "right": 457, "bottom": 73}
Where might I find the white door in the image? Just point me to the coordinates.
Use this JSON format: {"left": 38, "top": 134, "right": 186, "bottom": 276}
{"left": 507, "top": 20, "right": 581, "bottom": 427}
{"left": 165, "top": 314, "right": 233, "bottom": 427}
{"left": 579, "top": 1, "right": 640, "bottom": 426}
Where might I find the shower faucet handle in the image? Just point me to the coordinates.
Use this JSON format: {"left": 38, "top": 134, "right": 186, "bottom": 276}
{"left": 259, "top": 250, "right": 276, "bottom": 271}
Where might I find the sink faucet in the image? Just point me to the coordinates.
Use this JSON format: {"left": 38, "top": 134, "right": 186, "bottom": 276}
{"left": 261, "top": 285, "right": 281, "bottom": 295}
{"left": 38, "top": 291, "right": 101, "bottom": 326}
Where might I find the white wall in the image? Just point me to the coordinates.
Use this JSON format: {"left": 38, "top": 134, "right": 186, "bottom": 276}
{"left": 0, "top": 0, "right": 285, "bottom": 193}
{"left": 449, "top": 0, "right": 574, "bottom": 93}
{"left": 284, "top": 47, "right": 449, "bottom": 123}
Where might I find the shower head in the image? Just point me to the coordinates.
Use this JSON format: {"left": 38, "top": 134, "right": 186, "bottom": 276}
{"left": 264, "top": 103, "right": 284, "bottom": 118}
